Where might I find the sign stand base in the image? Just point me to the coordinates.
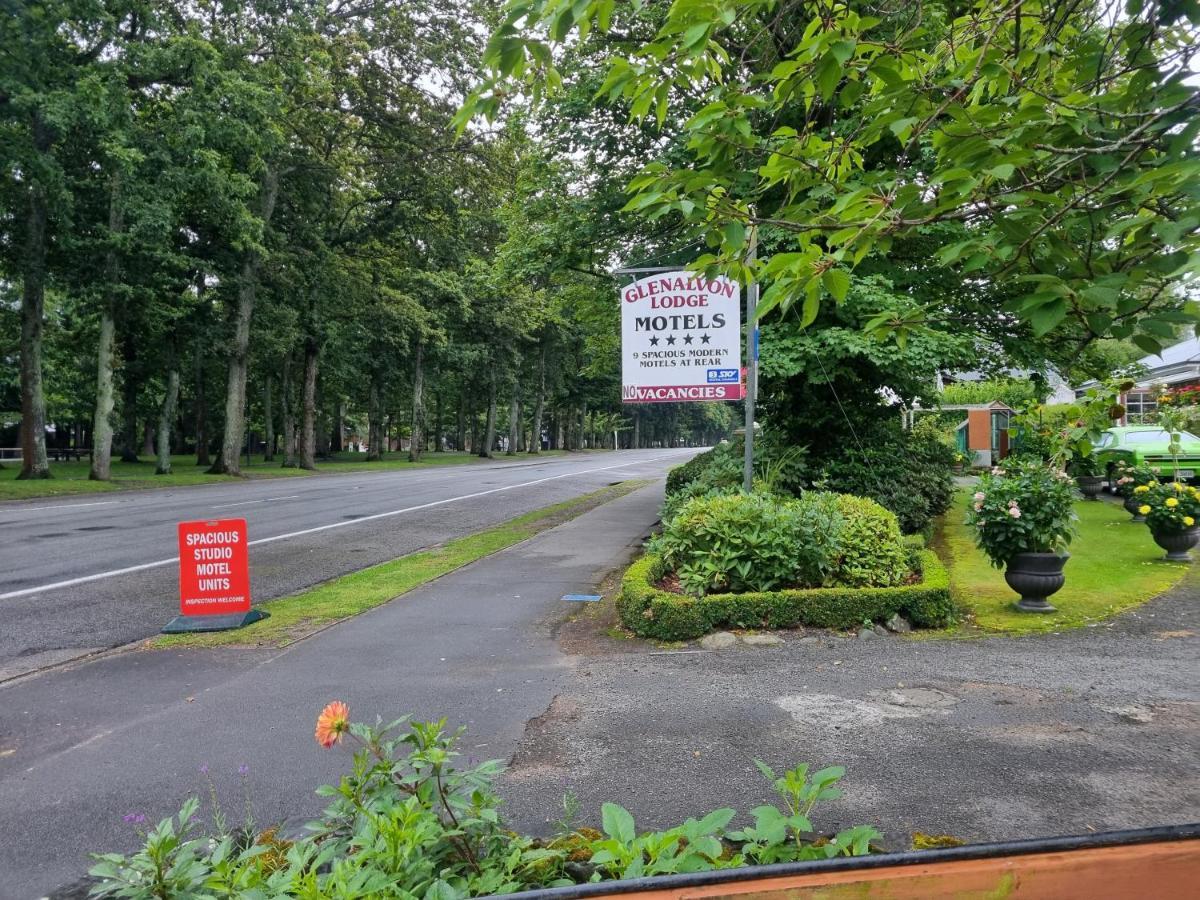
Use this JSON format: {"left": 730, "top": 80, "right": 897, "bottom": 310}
{"left": 161, "top": 609, "right": 269, "bottom": 634}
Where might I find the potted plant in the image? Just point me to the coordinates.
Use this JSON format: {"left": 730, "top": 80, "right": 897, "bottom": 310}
{"left": 966, "top": 459, "right": 1078, "bottom": 612}
{"left": 952, "top": 451, "right": 968, "bottom": 474}
{"left": 1113, "top": 462, "right": 1156, "bottom": 521}
{"left": 1067, "top": 454, "right": 1104, "bottom": 500}
{"left": 1140, "top": 481, "right": 1200, "bottom": 561}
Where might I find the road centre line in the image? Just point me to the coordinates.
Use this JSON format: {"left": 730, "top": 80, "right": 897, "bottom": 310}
{"left": 212, "top": 495, "right": 301, "bottom": 509}
{"left": 6, "top": 500, "right": 121, "bottom": 513}
{"left": 0, "top": 454, "right": 677, "bottom": 601}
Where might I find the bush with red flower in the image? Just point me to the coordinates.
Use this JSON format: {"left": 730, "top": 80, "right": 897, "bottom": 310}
{"left": 966, "top": 458, "right": 1078, "bottom": 568}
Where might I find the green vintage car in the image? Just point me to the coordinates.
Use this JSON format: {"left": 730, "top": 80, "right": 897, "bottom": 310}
{"left": 1095, "top": 426, "right": 1200, "bottom": 489}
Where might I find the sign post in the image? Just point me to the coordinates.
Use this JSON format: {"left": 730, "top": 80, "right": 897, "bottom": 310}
{"left": 162, "top": 517, "right": 268, "bottom": 633}
{"left": 743, "top": 225, "right": 759, "bottom": 493}
{"left": 620, "top": 270, "right": 742, "bottom": 403}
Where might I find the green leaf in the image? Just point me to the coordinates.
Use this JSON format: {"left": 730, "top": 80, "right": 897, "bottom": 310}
{"left": 1028, "top": 299, "right": 1067, "bottom": 336}
{"left": 822, "top": 268, "right": 851, "bottom": 303}
{"left": 1132, "top": 334, "right": 1163, "bottom": 355}
{"left": 801, "top": 281, "right": 821, "bottom": 326}
{"left": 602, "top": 802, "right": 636, "bottom": 844}
{"left": 723, "top": 220, "right": 746, "bottom": 249}
{"left": 815, "top": 54, "right": 841, "bottom": 101}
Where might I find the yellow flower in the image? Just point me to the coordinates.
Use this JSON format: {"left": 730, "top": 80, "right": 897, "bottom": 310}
{"left": 1185, "top": 517, "right": 1195, "bottom": 527}
{"left": 1173, "top": 482, "right": 1185, "bottom": 491}
{"left": 1134, "top": 485, "right": 1150, "bottom": 494}
{"left": 1139, "top": 505, "right": 1152, "bottom": 515}
{"left": 1166, "top": 497, "right": 1179, "bottom": 508}
{"left": 1150, "top": 479, "right": 1159, "bottom": 486}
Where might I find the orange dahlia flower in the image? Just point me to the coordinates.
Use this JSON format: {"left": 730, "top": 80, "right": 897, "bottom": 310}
{"left": 315, "top": 701, "right": 350, "bottom": 748}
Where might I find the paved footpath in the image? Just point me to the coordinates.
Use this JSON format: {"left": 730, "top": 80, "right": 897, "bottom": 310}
{"left": 0, "top": 484, "right": 666, "bottom": 899}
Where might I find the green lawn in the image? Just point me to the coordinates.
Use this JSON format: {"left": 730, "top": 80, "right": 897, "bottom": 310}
{"left": 937, "top": 491, "right": 1190, "bottom": 634}
{"left": 0, "top": 449, "right": 575, "bottom": 502}
{"left": 155, "top": 479, "right": 645, "bottom": 649}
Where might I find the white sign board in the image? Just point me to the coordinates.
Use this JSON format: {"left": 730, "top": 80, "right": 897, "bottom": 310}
{"left": 620, "top": 271, "right": 742, "bottom": 403}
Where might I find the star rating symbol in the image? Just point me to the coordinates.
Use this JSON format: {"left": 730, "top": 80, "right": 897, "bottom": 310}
{"left": 683, "top": 333, "right": 694, "bottom": 345}
{"left": 649, "top": 336, "right": 659, "bottom": 346}
{"left": 665, "top": 335, "right": 676, "bottom": 346}
{"left": 700, "top": 333, "right": 711, "bottom": 344}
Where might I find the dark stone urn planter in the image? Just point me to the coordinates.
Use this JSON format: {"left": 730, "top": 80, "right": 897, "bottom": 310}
{"left": 1124, "top": 495, "right": 1147, "bottom": 522}
{"left": 1076, "top": 475, "right": 1104, "bottom": 501}
{"left": 1150, "top": 527, "right": 1200, "bottom": 562}
{"left": 1004, "top": 552, "right": 1069, "bottom": 613}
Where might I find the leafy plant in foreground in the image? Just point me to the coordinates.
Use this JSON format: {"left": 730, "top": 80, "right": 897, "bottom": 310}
{"left": 89, "top": 705, "right": 880, "bottom": 898}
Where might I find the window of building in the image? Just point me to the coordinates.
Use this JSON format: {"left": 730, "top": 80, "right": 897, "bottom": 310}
{"left": 1125, "top": 391, "right": 1158, "bottom": 423}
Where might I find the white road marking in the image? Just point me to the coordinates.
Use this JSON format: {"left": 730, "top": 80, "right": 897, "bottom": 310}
{"left": 0, "top": 454, "right": 678, "bottom": 601}
{"left": 6, "top": 500, "right": 121, "bottom": 513}
{"left": 212, "top": 495, "right": 301, "bottom": 509}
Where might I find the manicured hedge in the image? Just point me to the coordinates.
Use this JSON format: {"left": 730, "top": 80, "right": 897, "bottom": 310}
{"left": 618, "top": 550, "right": 955, "bottom": 641}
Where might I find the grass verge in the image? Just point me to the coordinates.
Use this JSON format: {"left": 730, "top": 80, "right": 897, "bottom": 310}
{"left": 154, "top": 479, "right": 648, "bottom": 649}
{"left": 937, "top": 490, "right": 1190, "bottom": 635}
{"left": 0, "top": 450, "right": 574, "bottom": 502}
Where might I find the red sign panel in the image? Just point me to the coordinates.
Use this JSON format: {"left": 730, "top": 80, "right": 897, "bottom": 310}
{"left": 177, "top": 518, "right": 251, "bottom": 617}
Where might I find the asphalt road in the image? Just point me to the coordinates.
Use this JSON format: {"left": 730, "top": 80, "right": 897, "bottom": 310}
{"left": 0, "top": 449, "right": 694, "bottom": 679}
{"left": 0, "top": 480, "right": 669, "bottom": 899}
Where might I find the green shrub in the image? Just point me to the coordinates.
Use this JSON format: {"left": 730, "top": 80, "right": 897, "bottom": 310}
{"left": 665, "top": 447, "right": 722, "bottom": 496}
{"left": 619, "top": 551, "right": 955, "bottom": 641}
{"left": 814, "top": 430, "right": 955, "bottom": 534}
{"left": 657, "top": 492, "right": 841, "bottom": 596}
{"left": 662, "top": 439, "right": 809, "bottom": 521}
{"left": 828, "top": 494, "right": 910, "bottom": 587}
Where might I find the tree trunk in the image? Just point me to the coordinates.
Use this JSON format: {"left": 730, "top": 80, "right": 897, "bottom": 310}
{"left": 17, "top": 123, "right": 52, "bottom": 480}
{"left": 141, "top": 421, "right": 155, "bottom": 458}
{"left": 480, "top": 371, "right": 497, "bottom": 458}
{"left": 299, "top": 337, "right": 318, "bottom": 470}
{"left": 281, "top": 353, "right": 297, "bottom": 467}
{"left": 409, "top": 340, "right": 425, "bottom": 463}
{"left": 367, "top": 370, "right": 383, "bottom": 461}
{"left": 89, "top": 174, "right": 124, "bottom": 481}
{"left": 633, "top": 411, "right": 641, "bottom": 449}
{"left": 155, "top": 364, "right": 179, "bottom": 474}
{"left": 529, "top": 342, "right": 546, "bottom": 454}
{"left": 210, "top": 165, "right": 278, "bottom": 476}
{"left": 506, "top": 388, "right": 519, "bottom": 456}
{"left": 90, "top": 306, "right": 117, "bottom": 480}
{"left": 119, "top": 351, "right": 140, "bottom": 462}
{"left": 194, "top": 338, "right": 210, "bottom": 466}
{"left": 263, "top": 374, "right": 274, "bottom": 461}
{"left": 456, "top": 388, "right": 466, "bottom": 452}
{"left": 434, "top": 391, "right": 443, "bottom": 452}
{"left": 331, "top": 398, "right": 344, "bottom": 454}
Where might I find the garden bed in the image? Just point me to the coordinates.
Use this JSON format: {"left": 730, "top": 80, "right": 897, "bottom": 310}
{"left": 618, "top": 551, "right": 955, "bottom": 641}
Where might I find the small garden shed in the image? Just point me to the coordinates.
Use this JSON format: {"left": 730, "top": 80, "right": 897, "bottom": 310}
{"left": 949, "top": 401, "right": 1014, "bottom": 468}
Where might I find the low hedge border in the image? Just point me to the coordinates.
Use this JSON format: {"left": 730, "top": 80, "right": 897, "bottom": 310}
{"left": 618, "top": 550, "right": 955, "bottom": 641}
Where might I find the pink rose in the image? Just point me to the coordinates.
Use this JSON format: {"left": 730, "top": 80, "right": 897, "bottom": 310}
{"left": 973, "top": 492, "right": 985, "bottom": 502}
{"left": 974, "top": 502, "right": 983, "bottom": 511}
{"left": 1008, "top": 507, "right": 1021, "bottom": 518}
